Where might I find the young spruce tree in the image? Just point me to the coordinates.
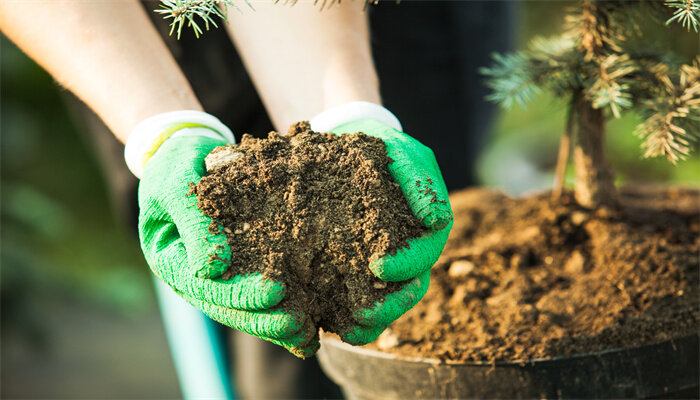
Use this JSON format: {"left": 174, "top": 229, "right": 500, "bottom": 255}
{"left": 482, "top": 0, "right": 700, "bottom": 209}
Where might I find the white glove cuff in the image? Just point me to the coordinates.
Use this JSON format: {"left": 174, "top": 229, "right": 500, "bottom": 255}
{"left": 309, "top": 101, "right": 403, "bottom": 133}
{"left": 124, "top": 110, "right": 235, "bottom": 178}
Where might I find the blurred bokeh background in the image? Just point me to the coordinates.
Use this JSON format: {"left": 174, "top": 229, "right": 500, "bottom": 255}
{"left": 1, "top": 31, "right": 180, "bottom": 398}
{"left": 2, "top": 2, "right": 698, "bottom": 398}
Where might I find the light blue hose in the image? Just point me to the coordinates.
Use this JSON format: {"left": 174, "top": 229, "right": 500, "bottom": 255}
{"left": 154, "top": 277, "right": 235, "bottom": 399}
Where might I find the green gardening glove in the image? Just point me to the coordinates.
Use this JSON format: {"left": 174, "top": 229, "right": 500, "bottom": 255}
{"left": 125, "top": 111, "right": 317, "bottom": 357}
{"left": 310, "top": 102, "right": 453, "bottom": 345}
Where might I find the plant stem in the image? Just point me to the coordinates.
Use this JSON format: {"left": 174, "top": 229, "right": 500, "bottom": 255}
{"left": 573, "top": 95, "right": 617, "bottom": 209}
{"left": 552, "top": 97, "right": 576, "bottom": 202}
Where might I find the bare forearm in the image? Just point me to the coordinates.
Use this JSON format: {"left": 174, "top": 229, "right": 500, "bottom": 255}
{"left": 226, "top": 1, "right": 380, "bottom": 131}
{"left": 0, "top": 0, "right": 201, "bottom": 143}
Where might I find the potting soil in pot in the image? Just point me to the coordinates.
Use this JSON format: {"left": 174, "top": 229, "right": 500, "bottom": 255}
{"left": 192, "top": 122, "right": 425, "bottom": 347}
{"left": 367, "top": 186, "right": 699, "bottom": 362}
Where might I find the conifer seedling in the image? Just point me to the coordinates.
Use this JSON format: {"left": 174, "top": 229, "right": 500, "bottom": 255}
{"left": 482, "top": 0, "right": 699, "bottom": 209}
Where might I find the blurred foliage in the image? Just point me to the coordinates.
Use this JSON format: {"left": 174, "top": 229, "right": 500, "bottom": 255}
{"left": 1, "top": 36, "right": 151, "bottom": 344}
{"left": 477, "top": 1, "right": 700, "bottom": 194}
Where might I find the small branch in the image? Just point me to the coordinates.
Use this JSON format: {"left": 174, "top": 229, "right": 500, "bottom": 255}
{"left": 156, "top": 0, "right": 244, "bottom": 39}
{"left": 665, "top": 0, "right": 700, "bottom": 32}
{"left": 635, "top": 58, "right": 700, "bottom": 163}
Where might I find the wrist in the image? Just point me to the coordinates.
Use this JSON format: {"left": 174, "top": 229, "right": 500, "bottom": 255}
{"left": 124, "top": 110, "right": 234, "bottom": 178}
{"left": 320, "top": 55, "right": 381, "bottom": 115}
{"left": 309, "top": 102, "right": 402, "bottom": 133}
{"left": 109, "top": 93, "right": 203, "bottom": 143}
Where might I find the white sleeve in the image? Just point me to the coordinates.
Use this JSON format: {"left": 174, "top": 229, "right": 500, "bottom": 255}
{"left": 309, "top": 101, "right": 402, "bottom": 133}
{"left": 124, "top": 110, "right": 234, "bottom": 178}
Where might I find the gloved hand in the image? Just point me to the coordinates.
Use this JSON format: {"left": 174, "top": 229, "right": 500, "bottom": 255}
{"left": 310, "top": 102, "right": 453, "bottom": 345}
{"left": 125, "top": 111, "right": 318, "bottom": 357}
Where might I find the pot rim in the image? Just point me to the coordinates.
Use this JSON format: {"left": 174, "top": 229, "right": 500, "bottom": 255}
{"left": 319, "top": 332, "right": 699, "bottom": 366}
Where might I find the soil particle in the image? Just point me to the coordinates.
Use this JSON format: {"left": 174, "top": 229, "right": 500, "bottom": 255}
{"left": 366, "top": 186, "right": 699, "bottom": 362}
{"left": 193, "top": 122, "right": 425, "bottom": 343}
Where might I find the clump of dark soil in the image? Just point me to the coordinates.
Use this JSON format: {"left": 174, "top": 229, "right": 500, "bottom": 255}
{"left": 193, "top": 122, "right": 425, "bottom": 349}
{"left": 367, "top": 186, "right": 699, "bottom": 362}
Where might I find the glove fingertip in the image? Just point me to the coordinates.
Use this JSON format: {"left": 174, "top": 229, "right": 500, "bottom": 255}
{"left": 264, "top": 319, "right": 320, "bottom": 358}
{"left": 290, "top": 340, "right": 321, "bottom": 359}
{"left": 340, "top": 325, "right": 386, "bottom": 346}
{"left": 194, "top": 257, "right": 228, "bottom": 279}
{"left": 192, "top": 236, "right": 230, "bottom": 279}
{"left": 369, "top": 248, "right": 430, "bottom": 282}
{"left": 369, "top": 255, "right": 415, "bottom": 282}
{"left": 268, "top": 309, "right": 306, "bottom": 338}
{"left": 352, "top": 307, "right": 374, "bottom": 323}
{"left": 354, "top": 271, "right": 430, "bottom": 327}
{"left": 215, "top": 273, "right": 286, "bottom": 310}
{"left": 259, "top": 279, "right": 287, "bottom": 308}
{"left": 422, "top": 204, "right": 453, "bottom": 231}
{"left": 368, "top": 255, "right": 390, "bottom": 281}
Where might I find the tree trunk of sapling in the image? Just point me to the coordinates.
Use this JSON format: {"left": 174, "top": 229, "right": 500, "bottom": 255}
{"left": 573, "top": 97, "right": 617, "bottom": 209}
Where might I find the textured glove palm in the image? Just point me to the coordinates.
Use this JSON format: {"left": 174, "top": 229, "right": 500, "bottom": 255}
{"left": 330, "top": 120, "right": 453, "bottom": 345}
{"left": 138, "top": 133, "right": 318, "bottom": 357}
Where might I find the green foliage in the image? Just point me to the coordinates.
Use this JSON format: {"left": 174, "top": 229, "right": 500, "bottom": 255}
{"left": 156, "top": 0, "right": 245, "bottom": 39}
{"left": 665, "top": 0, "right": 700, "bottom": 32}
{"left": 482, "top": 53, "right": 540, "bottom": 109}
{"left": 587, "top": 54, "right": 635, "bottom": 118}
{"left": 481, "top": 37, "right": 579, "bottom": 109}
{"left": 635, "top": 59, "right": 700, "bottom": 163}
{"left": 483, "top": 0, "right": 700, "bottom": 164}
{"left": 1, "top": 37, "right": 151, "bottom": 315}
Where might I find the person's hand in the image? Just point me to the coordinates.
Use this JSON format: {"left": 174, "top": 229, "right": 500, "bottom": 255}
{"left": 126, "top": 111, "right": 318, "bottom": 357}
{"left": 311, "top": 102, "right": 453, "bottom": 345}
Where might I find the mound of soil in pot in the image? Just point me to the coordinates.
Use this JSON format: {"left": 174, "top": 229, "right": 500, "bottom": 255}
{"left": 367, "top": 186, "right": 699, "bottom": 362}
{"left": 192, "top": 122, "right": 425, "bottom": 349}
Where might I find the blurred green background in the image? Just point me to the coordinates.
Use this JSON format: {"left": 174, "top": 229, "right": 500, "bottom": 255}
{"left": 1, "top": 2, "right": 698, "bottom": 398}
{"left": 1, "top": 32, "right": 180, "bottom": 399}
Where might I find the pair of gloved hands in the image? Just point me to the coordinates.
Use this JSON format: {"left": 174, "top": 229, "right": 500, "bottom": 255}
{"left": 125, "top": 102, "right": 452, "bottom": 358}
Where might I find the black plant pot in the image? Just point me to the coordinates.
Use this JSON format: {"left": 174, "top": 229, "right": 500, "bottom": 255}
{"left": 317, "top": 333, "right": 699, "bottom": 399}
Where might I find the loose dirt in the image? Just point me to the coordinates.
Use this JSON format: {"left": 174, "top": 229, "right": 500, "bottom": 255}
{"left": 367, "top": 186, "right": 699, "bottom": 362}
{"left": 193, "top": 122, "right": 425, "bottom": 348}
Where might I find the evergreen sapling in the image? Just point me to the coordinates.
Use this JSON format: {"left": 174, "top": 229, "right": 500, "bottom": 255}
{"left": 482, "top": 0, "right": 700, "bottom": 209}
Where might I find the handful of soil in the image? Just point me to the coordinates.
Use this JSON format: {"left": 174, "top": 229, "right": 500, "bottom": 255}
{"left": 367, "top": 187, "right": 699, "bottom": 362}
{"left": 192, "top": 122, "right": 425, "bottom": 348}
